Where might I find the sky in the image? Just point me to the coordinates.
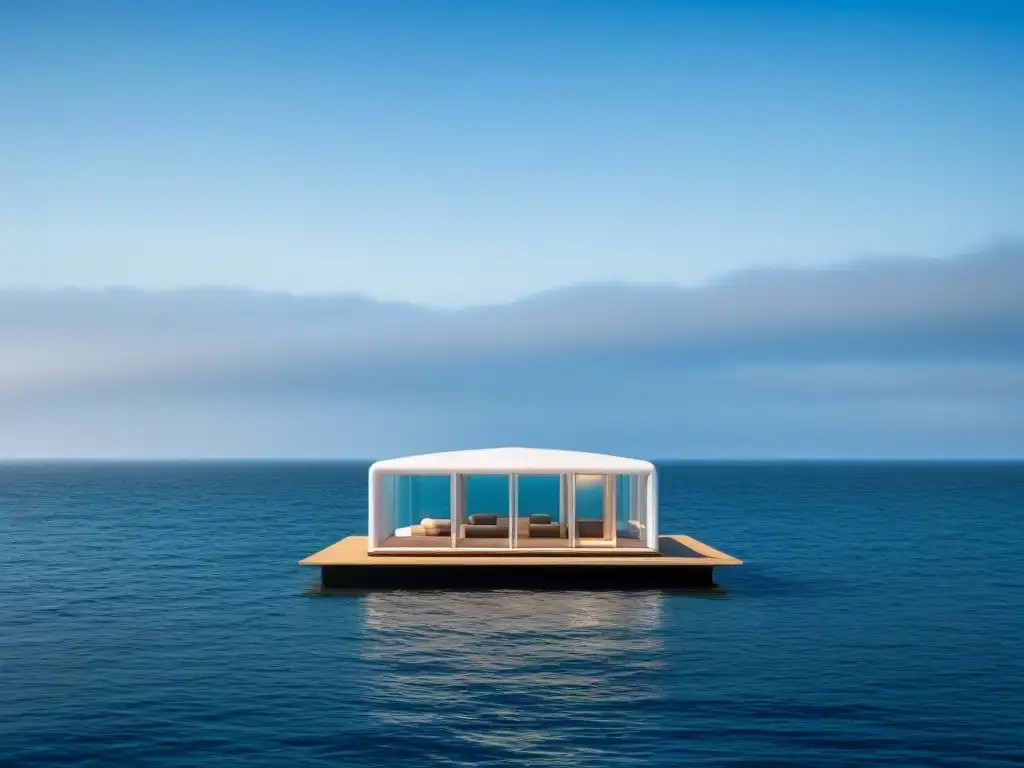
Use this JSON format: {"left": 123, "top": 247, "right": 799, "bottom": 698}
{"left": 0, "top": 0, "right": 1022, "bottom": 458}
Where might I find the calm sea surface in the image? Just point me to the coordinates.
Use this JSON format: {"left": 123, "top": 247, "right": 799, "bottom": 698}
{"left": 1, "top": 462, "right": 1022, "bottom": 767}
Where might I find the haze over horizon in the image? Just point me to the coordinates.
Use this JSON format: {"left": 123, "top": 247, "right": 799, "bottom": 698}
{"left": 2, "top": 242, "right": 1022, "bottom": 460}
{"left": 1, "top": 1, "right": 1022, "bottom": 458}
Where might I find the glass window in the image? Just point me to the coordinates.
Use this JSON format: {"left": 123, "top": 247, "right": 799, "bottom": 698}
{"left": 379, "top": 474, "right": 452, "bottom": 547}
{"left": 465, "top": 475, "right": 510, "bottom": 516}
{"left": 615, "top": 474, "right": 646, "bottom": 546}
{"left": 380, "top": 475, "right": 396, "bottom": 542}
{"left": 516, "top": 475, "right": 561, "bottom": 521}
{"left": 456, "top": 474, "right": 511, "bottom": 549}
{"left": 574, "top": 473, "right": 611, "bottom": 543}
{"left": 632, "top": 475, "right": 648, "bottom": 546}
{"left": 514, "top": 474, "right": 566, "bottom": 548}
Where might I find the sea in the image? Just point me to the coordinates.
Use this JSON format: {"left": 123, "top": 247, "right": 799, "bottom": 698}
{"left": 1, "top": 461, "right": 1021, "bottom": 767}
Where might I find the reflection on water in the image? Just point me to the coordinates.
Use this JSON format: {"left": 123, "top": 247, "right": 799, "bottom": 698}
{"left": 362, "top": 589, "right": 665, "bottom": 633}
{"left": 355, "top": 591, "right": 667, "bottom": 765}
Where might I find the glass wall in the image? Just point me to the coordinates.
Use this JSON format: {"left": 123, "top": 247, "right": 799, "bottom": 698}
{"left": 635, "top": 474, "right": 650, "bottom": 546}
{"left": 379, "top": 474, "right": 452, "bottom": 548}
{"left": 615, "top": 474, "right": 646, "bottom": 547}
{"left": 377, "top": 470, "right": 651, "bottom": 551}
{"left": 514, "top": 474, "right": 565, "bottom": 548}
{"left": 456, "top": 474, "right": 511, "bottom": 549}
{"left": 574, "top": 473, "right": 612, "bottom": 544}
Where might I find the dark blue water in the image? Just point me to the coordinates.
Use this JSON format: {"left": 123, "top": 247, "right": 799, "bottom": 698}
{"left": 2, "top": 462, "right": 1022, "bottom": 767}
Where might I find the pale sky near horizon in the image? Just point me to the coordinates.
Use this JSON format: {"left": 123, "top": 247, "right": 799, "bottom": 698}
{"left": 1, "top": 0, "right": 1022, "bottom": 458}
{"left": 1, "top": 0, "right": 1022, "bottom": 305}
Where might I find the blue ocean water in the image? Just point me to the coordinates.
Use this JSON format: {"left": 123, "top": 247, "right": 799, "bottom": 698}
{"left": 1, "top": 461, "right": 1022, "bottom": 767}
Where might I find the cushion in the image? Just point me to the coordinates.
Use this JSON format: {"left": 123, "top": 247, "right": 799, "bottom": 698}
{"left": 529, "top": 514, "right": 552, "bottom": 524}
{"left": 577, "top": 519, "right": 605, "bottom": 538}
{"left": 461, "top": 524, "right": 509, "bottom": 538}
{"left": 468, "top": 514, "right": 498, "bottom": 526}
{"left": 421, "top": 518, "right": 452, "bottom": 536}
{"left": 528, "top": 523, "right": 566, "bottom": 538}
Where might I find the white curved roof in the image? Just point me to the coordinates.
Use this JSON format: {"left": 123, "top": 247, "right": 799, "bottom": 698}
{"left": 370, "top": 447, "right": 654, "bottom": 474}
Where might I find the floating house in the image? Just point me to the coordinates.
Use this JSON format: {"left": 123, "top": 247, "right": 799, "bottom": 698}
{"left": 300, "top": 447, "right": 742, "bottom": 589}
{"left": 369, "top": 447, "right": 657, "bottom": 552}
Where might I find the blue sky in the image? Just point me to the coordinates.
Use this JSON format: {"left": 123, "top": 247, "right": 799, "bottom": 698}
{"left": 0, "top": 1, "right": 1022, "bottom": 458}
{"left": 2, "top": 0, "right": 1022, "bottom": 304}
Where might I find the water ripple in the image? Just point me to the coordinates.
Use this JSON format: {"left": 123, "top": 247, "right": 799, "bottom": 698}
{"left": 1, "top": 461, "right": 1022, "bottom": 767}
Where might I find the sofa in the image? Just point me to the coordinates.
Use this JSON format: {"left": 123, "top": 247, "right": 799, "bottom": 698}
{"left": 397, "top": 517, "right": 452, "bottom": 537}
{"left": 575, "top": 519, "right": 606, "bottom": 538}
{"left": 458, "top": 513, "right": 575, "bottom": 540}
{"left": 459, "top": 513, "right": 510, "bottom": 538}
{"left": 524, "top": 514, "right": 568, "bottom": 539}
{"left": 406, "top": 513, "right": 605, "bottom": 541}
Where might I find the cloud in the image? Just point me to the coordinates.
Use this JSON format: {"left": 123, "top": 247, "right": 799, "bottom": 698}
{"left": 1, "top": 243, "right": 1022, "bottom": 457}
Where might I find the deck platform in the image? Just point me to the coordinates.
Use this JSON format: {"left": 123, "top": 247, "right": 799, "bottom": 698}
{"left": 300, "top": 535, "right": 743, "bottom": 590}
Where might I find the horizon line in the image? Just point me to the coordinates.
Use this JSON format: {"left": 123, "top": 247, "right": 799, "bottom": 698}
{"left": 3, "top": 237, "right": 1019, "bottom": 310}
{"left": 1, "top": 456, "right": 1022, "bottom": 464}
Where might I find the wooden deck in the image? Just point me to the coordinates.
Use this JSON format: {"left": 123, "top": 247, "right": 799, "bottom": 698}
{"left": 300, "top": 535, "right": 742, "bottom": 590}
